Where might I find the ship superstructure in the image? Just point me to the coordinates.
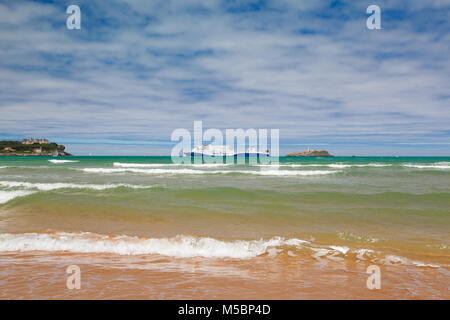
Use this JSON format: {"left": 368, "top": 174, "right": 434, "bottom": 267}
{"left": 185, "top": 145, "right": 269, "bottom": 157}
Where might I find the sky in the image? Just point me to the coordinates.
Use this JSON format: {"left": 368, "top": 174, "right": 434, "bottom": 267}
{"left": 0, "top": 0, "right": 449, "bottom": 156}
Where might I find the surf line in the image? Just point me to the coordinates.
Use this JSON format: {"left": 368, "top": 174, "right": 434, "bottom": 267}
{"left": 178, "top": 304, "right": 213, "bottom": 318}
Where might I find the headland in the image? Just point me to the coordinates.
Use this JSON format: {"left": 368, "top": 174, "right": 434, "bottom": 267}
{"left": 0, "top": 138, "right": 72, "bottom": 156}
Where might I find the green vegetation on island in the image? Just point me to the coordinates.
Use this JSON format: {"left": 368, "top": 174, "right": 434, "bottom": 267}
{"left": 0, "top": 138, "right": 72, "bottom": 156}
{"left": 286, "top": 148, "right": 333, "bottom": 157}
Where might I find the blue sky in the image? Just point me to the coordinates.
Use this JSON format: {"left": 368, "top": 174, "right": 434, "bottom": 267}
{"left": 0, "top": 0, "right": 449, "bottom": 155}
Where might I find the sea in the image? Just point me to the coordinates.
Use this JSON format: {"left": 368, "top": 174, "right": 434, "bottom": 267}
{"left": 0, "top": 156, "right": 449, "bottom": 299}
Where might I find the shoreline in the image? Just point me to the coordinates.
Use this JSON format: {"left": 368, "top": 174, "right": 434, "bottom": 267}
{"left": 1, "top": 250, "right": 448, "bottom": 299}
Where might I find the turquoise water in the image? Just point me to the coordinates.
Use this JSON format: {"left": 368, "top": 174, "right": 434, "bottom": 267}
{"left": 0, "top": 156, "right": 449, "bottom": 266}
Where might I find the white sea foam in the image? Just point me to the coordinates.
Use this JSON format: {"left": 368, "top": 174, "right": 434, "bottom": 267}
{"left": 82, "top": 167, "right": 340, "bottom": 176}
{"left": 284, "top": 239, "right": 311, "bottom": 246}
{"left": 329, "top": 246, "right": 350, "bottom": 254}
{"left": 309, "top": 246, "right": 349, "bottom": 262}
{"left": 257, "top": 163, "right": 391, "bottom": 168}
{"left": 321, "top": 163, "right": 391, "bottom": 168}
{"left": 48, "top": 160, "right": 79, "bottom": 164}
{"left": 243, "top": 170, "right": 340, "bottom": 176}
{"left": 114, "top": 162, "right": 173, "bottom": 168}
{"left": 113, "top": 162, "right": 231, "bottom": 168}
{"left": 0, "top": 181, "right": 151, "bottom": 191}
{"left": 327, "top": 164, "right": 353, "bottom": 168}
{"left": 0, "top": 166, "right": 6, "bottom": 169}
{"left": 0, "top": 232, "right": 340, "bottom": 260}
{"left": 382, "top": 255, "right": 440, "bottom": 268}
{"left": 0, "top": 232, "right": 441, "bottom": 267}
{"left": 0, "top": 190, "right": 35, "bottom": 204}
{"left": 0, "top": 233, "right": 304, "bottom": 259}
{"left": 311, "top": 248, "right": 330, "bottom": 260}
{"left": 189, "top": 163, "right": 234, "bottom": 167}
{"left": 403, "top": 164, "right": 450, "bottom": 169}
{"left": 355, "top": 249, "right": 374, "bottom": 260}
{"left": 82, "top": 168, "right": 209, "bottom": 174}
{"left": 115, "top": 162, "right": 390, "bottom": 169}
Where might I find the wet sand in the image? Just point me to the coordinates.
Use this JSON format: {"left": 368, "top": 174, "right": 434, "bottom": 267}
{"left": 1, "top": 251, "right": 448, "bottom": 299}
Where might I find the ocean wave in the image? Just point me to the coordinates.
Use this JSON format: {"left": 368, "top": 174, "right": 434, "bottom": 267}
{"left": 48, "top": 160, "right": 79, "bottom": 164}
{"left": 82, "top": 168, "right": 208, "bottom": 174}
{"left": 0, "top": 232, "right": 304, "bottom": 258}
{"left": 114, "top": 162, "right": 393, "bottom": 169}
{"left": 0, "top": 181, "right": 152, "bottom": 191}
{"left": 0, "top": 232, "right": 442, "bottom": 268}
{"left": 257, "top": 163, "right": 391, "bottom": 168}
{"left": 113, "top": 162, "right": 232, "bottom": 168}
{"left": 82, "top": 167, "right": 340, "bottom": 176}
{"left": 0, "top": 190, "right": 35, "bottom": 204}
{"left": 0, "top": 232, "right": 354, "bottom": 260}
{"left": 114, "top": 162, "right": 175, "bottom": 168}
{"left": 242, "top": 170, "right": 339, "bottom": 176}
{"left": 327, "top": 163, "right": 392, "bottom": 168}
{"left": 403, "top": 164, "right": 450, "bottom": 169}
{"left": 0, "top": 166, "right": 6, "bottom": 169}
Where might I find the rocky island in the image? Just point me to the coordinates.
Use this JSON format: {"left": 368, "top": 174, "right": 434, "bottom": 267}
{"left": 286, "top": 148, "right": 333, "bottom": 157}
{"left": 0, "top": 138, "right": 72, "bottom": 156}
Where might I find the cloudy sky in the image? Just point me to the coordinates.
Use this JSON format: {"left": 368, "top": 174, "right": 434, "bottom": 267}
{"left": 0, "top": 0, "right": 449, "bottom": 155}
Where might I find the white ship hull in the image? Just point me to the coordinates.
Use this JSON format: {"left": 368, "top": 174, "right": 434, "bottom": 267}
{"left": 184, "top": 145, "right": 270, "bottom": 157}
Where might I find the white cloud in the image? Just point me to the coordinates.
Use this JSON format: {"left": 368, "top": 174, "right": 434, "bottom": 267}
{"left": 0, "top": 0, "right": 449, "bottom": 155}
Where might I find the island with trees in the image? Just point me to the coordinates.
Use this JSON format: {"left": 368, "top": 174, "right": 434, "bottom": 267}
{"left": 0, "top": 138, "right": 72, "bottom": 156}
{"left": 286, "top": 148, "right": 333, "bottom": 157}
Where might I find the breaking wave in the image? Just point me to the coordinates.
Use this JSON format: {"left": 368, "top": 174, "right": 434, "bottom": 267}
{"left": 242, "top": 170, "right": 339, "bottom": 176}
{"left": 0, "top": 181, "right": 152, "bottom": 191}
{"left": 257, "top": 163, "right": 391, "bottom": 168}
{"left": 48, "top": 160, "right": 79, "bottom": 164}
{"left": 403, "top": 164, "right": 450, "bottom": 169}
{"left": 0, "top": 232, "right": 303, "bottom": 258}
{"left": 113, "top": 162, "right": 232, "bottom": 168}
{"left": 326, "top": 163, "right": 391, "bottom": 168}
{"left": 82, "top": 168, "right": 208, "bottom": 174}
{"left": 0, "top": 190, "right": 35, "bottom": 204}
{"left": 81, "top": 167, "right": 340, "bottom": 176}
{"left": 0, "top": 232, "right": 442, "bottom": 268}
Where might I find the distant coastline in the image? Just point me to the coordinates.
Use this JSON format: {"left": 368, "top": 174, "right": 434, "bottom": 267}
{"left": 0, "top": 138, "right": 72, "bottom": 156}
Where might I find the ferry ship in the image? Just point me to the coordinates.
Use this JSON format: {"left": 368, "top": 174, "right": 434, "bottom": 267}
{"left": 184, "top": 145, "right": 270, "bottom": 157}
